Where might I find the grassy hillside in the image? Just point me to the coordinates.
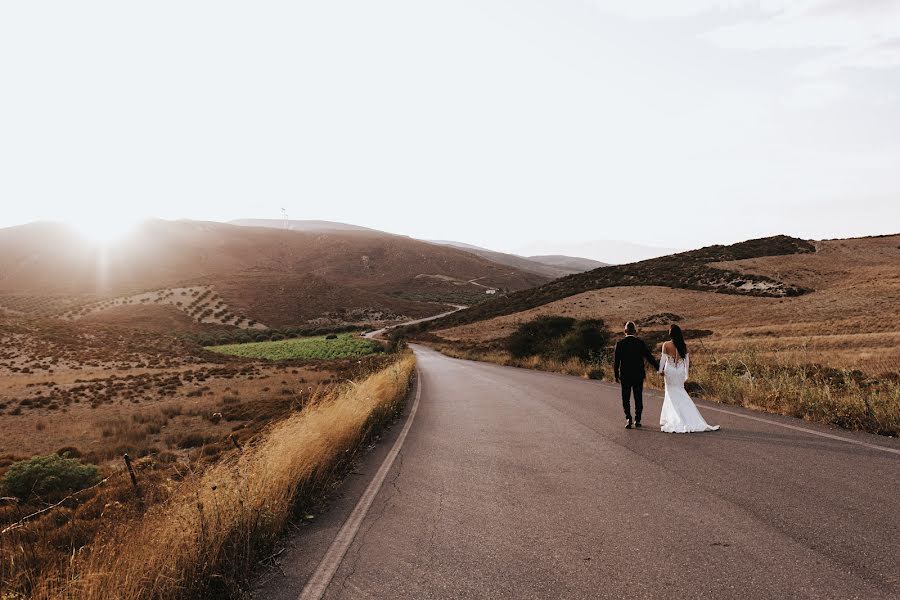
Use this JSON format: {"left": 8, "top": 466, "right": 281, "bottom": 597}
{"left": 417, "top": 235, "right": 815, "bottom": 331}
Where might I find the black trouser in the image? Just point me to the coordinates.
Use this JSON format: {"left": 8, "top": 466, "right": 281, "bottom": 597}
{"left": 620, "top": 378, "right": 643, "bottom": 422}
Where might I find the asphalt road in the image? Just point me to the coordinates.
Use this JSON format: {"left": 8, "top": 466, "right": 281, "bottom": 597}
{"left": 255, "top": 345, "right": 900, "bottom": 600}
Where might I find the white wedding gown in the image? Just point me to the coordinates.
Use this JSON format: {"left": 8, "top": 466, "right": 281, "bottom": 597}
{"left": 658, "top": 353, "right": 719, "bottom": 433}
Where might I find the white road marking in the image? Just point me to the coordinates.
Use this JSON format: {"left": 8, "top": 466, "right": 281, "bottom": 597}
{"left": 298, "top": 369, "right": 423, "bottom": 600}
{"left": 699, "top": 403, "right": 900, "bottom": 456}
{"left": 593, "top": 379, "right": 899, "bottom": 455}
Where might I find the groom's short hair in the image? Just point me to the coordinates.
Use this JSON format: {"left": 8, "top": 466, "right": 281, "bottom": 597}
{"left": 625, "top": 321, "right": 637, "bottom": 335}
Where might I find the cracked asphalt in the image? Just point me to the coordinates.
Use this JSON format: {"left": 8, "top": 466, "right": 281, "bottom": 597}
{"left": 254, "top": 345, "right": 900, "bottom": 600}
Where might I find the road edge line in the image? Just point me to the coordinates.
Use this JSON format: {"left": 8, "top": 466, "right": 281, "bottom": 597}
{"left": 298, "top": 367, "right": 423, "bottom": 600}
{"left": 698, "top": 404, "right": 900, "bottom": 456}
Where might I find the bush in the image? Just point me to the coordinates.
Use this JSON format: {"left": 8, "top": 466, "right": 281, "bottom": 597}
{"left": 506, "top": 316, "right": 610, "bottom": 362}
{"left": 506, "top": 316, "right": 575, "bottom": 358}
{"left": 1, "top": 454, "right": 100, "bottom": 500}
{"left": 559, "top": 319, "right": 611, "bottom": 362}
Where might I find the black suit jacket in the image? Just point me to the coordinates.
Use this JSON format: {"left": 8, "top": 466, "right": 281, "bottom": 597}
{"left": 614, "top": 336, "right": 659, "bottom": 382}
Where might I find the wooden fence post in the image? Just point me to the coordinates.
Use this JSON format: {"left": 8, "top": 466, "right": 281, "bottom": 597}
{"left": 123, "top": 453, "right": 142, "bottom": 498}
{"left": 229, "top": 434, "right": 243, "bottom": 452}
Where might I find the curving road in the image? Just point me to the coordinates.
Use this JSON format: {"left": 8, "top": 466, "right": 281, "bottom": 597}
{"left": 362, "top": 306, "right": 466, "bottom": 340}
{"left": 255, "top": 345, "right": 900, "bottom": 600}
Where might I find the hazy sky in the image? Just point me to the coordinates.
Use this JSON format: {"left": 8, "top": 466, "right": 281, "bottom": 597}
{"left": 2, "top": 0, "right": 898, "bottom": 252}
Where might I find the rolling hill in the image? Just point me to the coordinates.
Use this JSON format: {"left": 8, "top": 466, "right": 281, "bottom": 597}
{"left": 417, "top": 235, "right": 816, "bottom": 331}
{"left": 427, "top": 240, "right": 606, "bottom": 278}
{"left": 526, "top": 255, "right": 607, "bottom": 272}
{"left": 0, "top": 219, "right": 549, "bottom": 329}
{"left": 417, "top": 233, "right": 900, "bottom": 371}
{"left": 229, "top": 218, "right": 376, "bottom": 233}
{"left": 233, "top": 220, "right": 608, "bottom": 279}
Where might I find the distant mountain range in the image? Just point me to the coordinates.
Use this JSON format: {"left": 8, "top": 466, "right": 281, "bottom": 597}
{"left": 427, "top": 241, "right": 607, "bottom": 279}
{"left": 525, "top": 255, "right": 607, "bottom": 273}
{"left": 231, "top": 219, "right": 609, "bottom": 279}
{"left": 232, "top": 220, "right": 677, "bottom": 269}
{"left": 512, "top": 240, "right": 682, "bottom": 265}
{"left": 229, "top": 218, "right": 376, "bottom": 233}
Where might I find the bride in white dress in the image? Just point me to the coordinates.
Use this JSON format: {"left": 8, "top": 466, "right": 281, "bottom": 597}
{"left": 658, "top": 324, "right": 719, "bottom": 433}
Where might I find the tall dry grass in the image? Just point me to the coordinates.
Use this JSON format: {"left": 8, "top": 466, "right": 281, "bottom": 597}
{"left": 31, "top": 353, "right": 416, "bottom": 600}
{"left": 684, "top": 352, "right": 900, "bottom": 436}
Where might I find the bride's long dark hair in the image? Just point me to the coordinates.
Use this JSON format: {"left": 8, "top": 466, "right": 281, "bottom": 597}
{"left": 669, "top": 324, "right": 688, "bottom": 359}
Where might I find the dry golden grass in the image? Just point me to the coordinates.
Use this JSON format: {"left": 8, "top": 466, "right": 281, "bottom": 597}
{"left": 27, "top": 353, "right": 415, "bottom": 600}
{"left": 682, "top": 349, "right": 899, "bottom": 436}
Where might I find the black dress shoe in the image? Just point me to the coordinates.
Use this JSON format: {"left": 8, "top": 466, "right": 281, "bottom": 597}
{"left": 635, "top": 421, "right": 642, "bottom": 428}
{"left": 625, "top": 419, "right": 633, "bottom": 429}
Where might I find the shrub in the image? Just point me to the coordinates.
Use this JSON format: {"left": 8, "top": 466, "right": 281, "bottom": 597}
{"left": 1, "top": 454, "right": 100, "bottom": 500}
{"left": 506, "top": 316, "right": 575, "bottom": 358}
{"left": 558, "top": 319, "right": 611, "bottom": 362}
{"left": 506, "top": 316, "right": 610, "bottom": 362}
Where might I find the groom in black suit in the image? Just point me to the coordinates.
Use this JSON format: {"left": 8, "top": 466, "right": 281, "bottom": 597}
{"left": 614, "top": 321, "right": 659, "bottom": 429}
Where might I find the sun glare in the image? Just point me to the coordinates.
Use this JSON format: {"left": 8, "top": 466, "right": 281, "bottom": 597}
{"left": 67, "top": 215, "right": 141, "bottom": 243}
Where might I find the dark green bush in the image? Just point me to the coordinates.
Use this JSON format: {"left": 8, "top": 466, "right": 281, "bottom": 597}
{"left": 558, "top": 319, "right": 611, "bottom": 361}
{"left": 506, "top": 316, "right": 575, "bottom": 358}
{"left": 506, "top": 316, "right": 610, "bottom": 362}
{"left": 1, "top": 454, "right": 100, "bottom": 500}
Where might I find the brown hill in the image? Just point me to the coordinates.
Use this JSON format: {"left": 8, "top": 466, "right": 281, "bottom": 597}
{"left": 418, "top": 235, "right": 816, "bottom": 331}
{"left": 0, "top": 220, "right": 549, "bottom": 329}
{"left": 428, "top": 234, "right": 900, "bottom": 371}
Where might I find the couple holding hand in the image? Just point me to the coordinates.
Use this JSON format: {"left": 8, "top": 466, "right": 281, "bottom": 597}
{"left": 613, "top": 321, "right": 719, "bottom": 434}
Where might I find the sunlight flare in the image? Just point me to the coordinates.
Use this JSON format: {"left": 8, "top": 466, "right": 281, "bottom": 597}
{"left": 66, "top": 214, "right": 142, "bottom": 243}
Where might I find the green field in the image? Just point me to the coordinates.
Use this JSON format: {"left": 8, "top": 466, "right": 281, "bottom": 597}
{"left": 207, "top": 333, "right": 380, "bottom": 360}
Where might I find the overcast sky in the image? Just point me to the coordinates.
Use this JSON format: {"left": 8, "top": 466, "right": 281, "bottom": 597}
{"left": 1, "top": 0, "right": 898, "bottom": 253}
